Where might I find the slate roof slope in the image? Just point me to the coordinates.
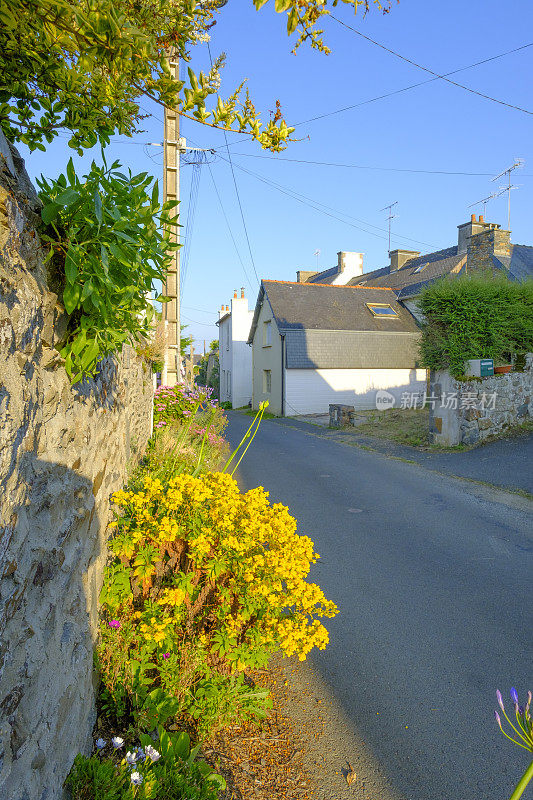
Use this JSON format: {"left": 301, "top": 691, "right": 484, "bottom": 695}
{"left": 305, "top": 265, "right": 338, "bottom": 284}
{"left": 495, "top": 244, "right": 533, "bottom": 281}
{"left": 348, "top": 246, "right": 465, "bottom": 294}
{"left": 248, "top": 280, "right": 419, "bottom": 344}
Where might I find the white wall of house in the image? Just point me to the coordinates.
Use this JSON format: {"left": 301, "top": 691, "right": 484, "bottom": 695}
{"left": 285, "top": 368, "right": 427, "bottom": 414}
{"left": 218, "top": 294, "right": 253, "bottom": 408}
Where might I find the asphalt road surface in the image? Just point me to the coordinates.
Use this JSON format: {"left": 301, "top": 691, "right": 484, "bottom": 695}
{"left": 225, "top": 411, "right": 533, "bottom": 800}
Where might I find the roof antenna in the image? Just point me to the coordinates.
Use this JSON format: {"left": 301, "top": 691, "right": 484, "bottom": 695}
{"left": 379, "top": 201, "right": 398, "bottom": 255}
{"left": 492, "top": 158, "right": 524, "bottom": 230}
{"left": 313, "top": 249, "right": 321, "bottom": 270}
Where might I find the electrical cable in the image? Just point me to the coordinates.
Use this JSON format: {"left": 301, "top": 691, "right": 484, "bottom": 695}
{"left": 206, "top": 161, "right": 254, "bottom": 289}
{"left": 222, "top": 39, "right": 533, "bottom": 145}
{"left": 331, "top": 16, "right": 533, "bottom": 117}
{"left": 180, "top": 151, "right": 204, "bottom": 300}
{"left": 207, "top": 41, "right": 260, "bottom": 286}
{"left": 216, "top": 151, "right": 436, "bottom": 249}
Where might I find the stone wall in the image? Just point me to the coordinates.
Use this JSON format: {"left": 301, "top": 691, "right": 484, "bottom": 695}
{"left": 467, "top": 227, "right": 511, "bottom": 271}
{"left": 0, "top": 134, "right": 153, "bottom": 799}
{"left": 429, "top": 357, "right": 533, "bottom": 446}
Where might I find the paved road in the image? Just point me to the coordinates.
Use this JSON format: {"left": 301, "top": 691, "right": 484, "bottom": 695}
{"left": 274, "top": 416, "right": 533, "bottom": 494}
{"left": 225, "top": 411, "right": 533, "bottom": 800}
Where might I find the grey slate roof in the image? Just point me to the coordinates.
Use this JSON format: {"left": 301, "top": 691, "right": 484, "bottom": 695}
{"left": 305, "top": 265, "right": 338, "bottom": 284}
{"left": 250, "top": 281, "right": 420, "bottom": 336}
{"left": 248, "top": 280, "right": 421, "bottom": 370}
{"left": 285, "top": 329, "right": 422, "bottom": 369}
{"left": 349, "top": 246, "right": 465, "bottom": 295}
{"left": 494, "top": 244, "right": 533, "bottom": 281}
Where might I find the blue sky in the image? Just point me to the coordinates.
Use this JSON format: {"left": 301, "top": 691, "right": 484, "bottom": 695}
{"left": 20, "top": 0, "right": 533, "bottom": 350}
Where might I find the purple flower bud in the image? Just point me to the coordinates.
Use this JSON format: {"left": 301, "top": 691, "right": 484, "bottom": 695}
{"left": 494, "top": 710, "right": 502, "bottom": 728}
{"left": 518, "top": 706, "right": 525, "bottom": 716}
{"left": 510, "top": 688, "right": 519, "bottom": 704}
{"left": 496, "top": 690, "right": 505, "bottom": 711}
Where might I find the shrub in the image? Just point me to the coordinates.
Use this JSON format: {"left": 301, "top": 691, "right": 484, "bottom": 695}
{"left": 153, "top": 385, "right": 218, "bottom": 430}
{"left": 65, "top": 728, "right": 225, "bottom": 799}
{"left": 418, "top": 274, "right": 533, "bottom": 379}
{"left": 37, "top": 156, "right": 178, "bottom": 382}
{"left": 98, "top": 471, "right": 338, "bottom": 735}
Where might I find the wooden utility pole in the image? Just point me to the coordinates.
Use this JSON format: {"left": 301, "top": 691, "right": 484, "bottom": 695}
{"left": 162, "top": 48, "right": 181, "bottom": 386}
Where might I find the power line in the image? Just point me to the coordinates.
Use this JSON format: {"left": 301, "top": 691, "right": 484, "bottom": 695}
{"left": 181, "top": 313, "right": 218, "bottom": 327}
{"left": 228, "top": 152, "right": 510, "bottom": 177}
{"left": 216, "top": 151, "right": 436, "bottom": 249}
{"left": 222, "top": 40, "right": 533, "bottom": 145}
{"left": 206, "top": 161, "right": 254, "bottom": 289}
{"left": 331, "top": 16, "right": 533, "bottom": 117}
{"left": 207, "top": 41, "right": 260, "bottom": 287}
{"left": 180, "top": 151, "right": 205, "bottom": 300}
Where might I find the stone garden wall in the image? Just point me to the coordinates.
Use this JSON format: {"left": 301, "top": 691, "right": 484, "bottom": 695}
{"left": 429, "top": 357, "right": 533, "bottom": 446}
{"left": 0, "top": 133, "right": 153, "bottom": 799}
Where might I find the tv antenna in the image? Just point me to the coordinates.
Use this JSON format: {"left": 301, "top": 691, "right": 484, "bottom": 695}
{"left": 467, "top": 190, "right": 501, "bottom": 218}
{"left": 379, "top": 201, "right": 398, "bottom": 253}
{"left": 313, "top": 249, "right": 321, "bottom": 269}
{"left": 492, "top": 158, "right": 524, "bottom": 230}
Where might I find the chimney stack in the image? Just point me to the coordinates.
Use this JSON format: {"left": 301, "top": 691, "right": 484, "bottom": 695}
{"left": 233, "top": 289, "right": 237, "bottom": 298}
{"left": 471, "top": 213, "right": 477, "bottom": 222}
{"left": 389, "top": 249, "right": 420, "bottom": 272}
{"left": 240, "top": 287, "right": 245, "bottom": 298}
{"left": 479, "top": 214, "right": 484, "bottom": 223}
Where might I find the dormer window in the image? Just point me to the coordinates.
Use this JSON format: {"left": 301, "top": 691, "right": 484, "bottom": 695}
{"left": 366, "top": 303, "right": 399, "bottom": 318}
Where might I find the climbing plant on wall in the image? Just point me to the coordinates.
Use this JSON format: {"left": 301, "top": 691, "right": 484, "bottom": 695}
{"left": 37, "top": 155, "right": 178, "bottom": 382}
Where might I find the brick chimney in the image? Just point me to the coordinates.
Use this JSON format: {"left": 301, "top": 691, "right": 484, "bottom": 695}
{"left": 457, "top": 214, "right": 498, "bottom": 255}
{"left": 389, "top": 249, "right": 420, "bottom": 272}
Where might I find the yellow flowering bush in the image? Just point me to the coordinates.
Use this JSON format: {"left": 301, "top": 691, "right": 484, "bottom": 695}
{"left": 99, "top": 471, "right": 338, "bottom": 730}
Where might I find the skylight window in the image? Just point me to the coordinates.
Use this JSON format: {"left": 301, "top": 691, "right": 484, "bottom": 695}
{"left": 366, "top": 303, "right": 399, "bottom": 318}
{"left": 413, "top": 263, "right": 427, "bottom": 274}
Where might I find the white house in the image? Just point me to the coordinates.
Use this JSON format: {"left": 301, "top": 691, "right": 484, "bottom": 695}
{"left": 248, "top": 280, "right": 426, "bottom": 416}
{"left": 217, "top": 288, "right": 254, "bottom": 408}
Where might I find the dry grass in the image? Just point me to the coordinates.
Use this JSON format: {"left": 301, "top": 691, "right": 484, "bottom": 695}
{"left": 135, "top": 320, "right": 169, "bottom": 369}
{"left": 350, "top": 407, "right": 430, "bottom": 447}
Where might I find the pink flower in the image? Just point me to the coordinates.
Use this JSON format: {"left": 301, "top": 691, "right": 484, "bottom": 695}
{"left": 162, "top": 652, "right": 170, "bottom": 659}
{"left": 109, "top": 620, "right": 121, "bottom": 629}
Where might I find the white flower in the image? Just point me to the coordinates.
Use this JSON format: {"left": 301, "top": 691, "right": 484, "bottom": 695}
{"left": 95, "top": 738, "right": 106, "bottom": 750}
{"left": 111, "top": 736, "right": 124, "bottom": 749}
{"left": 126, "top": 751, "right": 138, "bottom": 765}
{"left": 131, "top": 771, "right": 143, "bottom": 786}
{"left": 144, "top": 744, "right": 161, "bottom": 763}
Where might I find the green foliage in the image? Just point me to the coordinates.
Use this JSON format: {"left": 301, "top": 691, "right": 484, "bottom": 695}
{"left": 37, "top": 156, "right": 177, "bottom": 382}
{"left": 196, "top": 350, "right": 219, "bottom": 398}
{"left": 190, "top": 674, "right": 271, "bottom": 739}
{"left": 418, "top": 274, "right": 533, "bottom": 379}
{"left": 65, "top": 728, "right": 225, "bottom": 799}
{"left": 0, "top": 0, "right": 296, "bottom": 153}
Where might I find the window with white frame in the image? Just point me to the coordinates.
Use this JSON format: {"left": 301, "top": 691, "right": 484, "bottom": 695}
{"left": 263, "top": 369, "right": 271, "bottom": 393}
{"left": 263, "top": 320, "right": 272, "bottom": 347}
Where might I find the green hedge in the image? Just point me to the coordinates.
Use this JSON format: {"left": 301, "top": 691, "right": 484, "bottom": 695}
{"left": 418, "top": 274, "right": 533, "bottom": 378}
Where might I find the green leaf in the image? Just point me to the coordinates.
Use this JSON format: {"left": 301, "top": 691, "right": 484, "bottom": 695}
{"left": 94, "top": 191, "right": 102, "bottom": 224}
{"left": 41, "top": 203, "right": 61, "bottom": 225}
{"left": 63, "top": 282, "right": 81, "bottom": 314}
{"left": 66, "top": 158, "right": 76, "bottom": 185}
{"left": 56, "top": 187, "right": 79, "bottom": 207}
{"left": 64, "top": 251, "right": 78, "bottom": 284}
